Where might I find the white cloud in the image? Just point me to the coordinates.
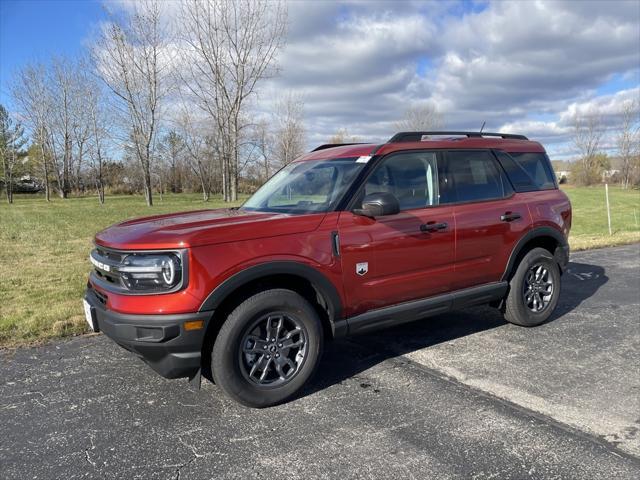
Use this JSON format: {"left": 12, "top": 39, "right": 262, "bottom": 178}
{"left": 265, "top": 0, "right": 640, "bottom": 154}
{"left": 104, "top": 0, "right": 640, "bottom": 155}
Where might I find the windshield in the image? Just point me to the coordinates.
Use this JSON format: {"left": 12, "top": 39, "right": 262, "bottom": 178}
{"left": 242, "top": 158, "right": 364, "bottom": 214}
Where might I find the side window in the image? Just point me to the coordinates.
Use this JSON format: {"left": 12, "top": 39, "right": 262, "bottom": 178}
{"left": 447, "top": 151, "right": 511, "bottom": 203}
{"left": 494, "top": 150, "right": 537, "bottom": 191}
{"left": 363, "top": 152, "right": 442, "bottom": 211}
{"left": 509, "top": 152, "right": 557, "bottom": 189}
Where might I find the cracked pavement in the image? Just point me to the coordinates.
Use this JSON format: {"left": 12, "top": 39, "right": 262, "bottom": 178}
{"left": 1, "top": 244, "right": 639, "bottom": 479}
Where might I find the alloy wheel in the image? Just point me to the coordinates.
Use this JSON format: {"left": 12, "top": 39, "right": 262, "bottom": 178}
{"left": 523, "top": 264, "right": 554, "bottom": 313}
{"left": 239, "top": 313, "right": 308, "bottom": 387}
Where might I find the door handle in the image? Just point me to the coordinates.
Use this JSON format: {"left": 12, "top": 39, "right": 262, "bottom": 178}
{"left": 420, "top": 222, "right": 448, "bottom": 233}
{"left": 500, "top": 212, "right": 522, "bottom": 222}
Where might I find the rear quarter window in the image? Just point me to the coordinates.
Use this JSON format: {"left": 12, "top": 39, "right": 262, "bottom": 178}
{"left": 508, "top": 152, "right": 557, "bottom": 190}
{"left": 446, "top": 150, "right": 513, "bottom": 203}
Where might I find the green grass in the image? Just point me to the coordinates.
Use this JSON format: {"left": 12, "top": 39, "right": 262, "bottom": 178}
{"left": 0, "top": 186, "right": 638, "bottom": 347}
{"left": 561, "top": 185, "right": 640, "bottom": 250}
{"left": 0, "top": 193, "right": 243, "bottom": 347}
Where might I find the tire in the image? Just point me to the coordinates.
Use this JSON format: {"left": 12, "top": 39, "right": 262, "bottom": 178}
{"left": 211, "top": 289, "right": 323, "bottom": 408}
{"left": 503, "top": 247, "right": 561, "bottom": 327}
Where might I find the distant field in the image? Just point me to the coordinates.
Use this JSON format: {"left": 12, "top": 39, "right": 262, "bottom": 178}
{"left": 0, "top": 186, "right": 639, "bottom": 347}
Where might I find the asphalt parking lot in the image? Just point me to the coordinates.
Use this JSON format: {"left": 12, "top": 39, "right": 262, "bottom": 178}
{"left": 1, "top": 244, "right": 639, "bottom": 479}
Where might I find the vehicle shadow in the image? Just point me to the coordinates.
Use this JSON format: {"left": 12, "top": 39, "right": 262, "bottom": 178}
{"left": 301, "top": 260, "right": 608, "bottom": 399}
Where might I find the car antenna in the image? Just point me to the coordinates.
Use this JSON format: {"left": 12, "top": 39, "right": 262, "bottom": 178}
{"left": 480, "top": 121, "right": 486, "bottom": 133}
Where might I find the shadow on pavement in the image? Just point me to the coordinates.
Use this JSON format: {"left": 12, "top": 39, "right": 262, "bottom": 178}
{"left": 551, "top": 261, "right": 608, "bottom": 318}
{"left": 304, "top": 260, "right": 608, "bottom": 398}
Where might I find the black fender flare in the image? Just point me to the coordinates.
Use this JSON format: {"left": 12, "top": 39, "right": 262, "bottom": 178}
{"left": 501, "top": 226, "right": 569, "bottom": 281}
{"left": 198, "top": 261, "right": 344, "bottom": 335}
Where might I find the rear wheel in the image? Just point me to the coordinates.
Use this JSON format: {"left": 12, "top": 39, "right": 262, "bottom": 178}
{"left": 503, "top": 247, "right": 560, "bottom": 327}
{"left": 211, "top": 289, "right": 323, "bottom": 407}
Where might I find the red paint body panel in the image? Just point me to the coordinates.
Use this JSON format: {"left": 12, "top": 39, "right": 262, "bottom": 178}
{"left": 89, "top": 138, "right": 571, "bottom": 326}
{"left": 95, "top": 208, "right": 325, "bottom": 249}
{"left": 91, "top": 212, "right": 344, "bottom": 315}
{"left": 337, "top": 207, "right": 455, "bottom": 316}
{"left": 299, "top": 138, "right": 545, "bottom": 162}
{"left": 452, "top": 194, "right": 531, "bottom": 290}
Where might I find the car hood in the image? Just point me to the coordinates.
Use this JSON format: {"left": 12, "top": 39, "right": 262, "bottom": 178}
{"left": 95, "top": 208, "right": 326, "bottom": 250}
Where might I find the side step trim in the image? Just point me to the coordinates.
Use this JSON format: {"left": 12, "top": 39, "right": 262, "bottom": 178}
{"left": 344, "top": 282, "right": 508, "bottom": 336}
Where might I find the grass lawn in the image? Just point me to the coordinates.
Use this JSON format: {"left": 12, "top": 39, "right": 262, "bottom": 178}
{"left": 0, "top": 193, "right": 243, "bottom": 347}
{"left": 1, "top": 186, "right": 638, "bottom": 347}
{"left": 561, "top": 185, "right": 640, "bottom": 250}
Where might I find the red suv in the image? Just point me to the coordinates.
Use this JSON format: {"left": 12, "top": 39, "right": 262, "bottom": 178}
{"left": 84, "top": 131, "right": 571, "bottom": 407}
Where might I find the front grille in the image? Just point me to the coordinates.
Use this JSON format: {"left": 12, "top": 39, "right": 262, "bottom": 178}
{"left": 95, "top": 246, "right": 127, "bottom": 263}
{"left": 91, "top": 247, "right": 126, "bottom": 287}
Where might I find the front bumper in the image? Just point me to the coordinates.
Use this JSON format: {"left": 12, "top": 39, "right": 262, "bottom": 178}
{"left": 84, "top": 287, "right": 212, "bottom": 379}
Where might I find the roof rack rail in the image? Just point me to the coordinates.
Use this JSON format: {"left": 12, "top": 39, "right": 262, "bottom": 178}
{"left": 388, "top": 131, "right": 528, "bottom": 143}
{"left": 311, "top": 143, "right": 367, "bottom": 152}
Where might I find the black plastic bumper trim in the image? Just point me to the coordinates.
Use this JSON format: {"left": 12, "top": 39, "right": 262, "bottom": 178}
{"left": 84, "top": 288, "right": 212, "bottom": 379}
{"left": 344, "top": 282, "right": 508, "bottom": 336}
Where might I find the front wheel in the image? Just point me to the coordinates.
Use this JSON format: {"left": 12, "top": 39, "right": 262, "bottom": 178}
{"left": 211, "top": 289, "right": 323, "bottom": 407}
{"left": 503, "top": 247, "right": 561, "bottom": 327}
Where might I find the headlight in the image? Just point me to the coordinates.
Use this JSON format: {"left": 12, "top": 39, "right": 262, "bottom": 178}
{"left": 90, "top": 247, "right": 186, "bottom": 294}
{"left": 119, "top": 253, "right": 183, "bottom": 292}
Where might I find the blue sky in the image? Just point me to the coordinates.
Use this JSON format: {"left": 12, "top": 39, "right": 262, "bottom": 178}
{"left": 1, "top": 0, "right": 639, "bottom": 160}
{"left": 0, "top": 0, "right": 106, "bottom": 105}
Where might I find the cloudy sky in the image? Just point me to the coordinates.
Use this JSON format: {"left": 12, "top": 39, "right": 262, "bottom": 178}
{"left": 1, "top": 0, "right": 639, "bottom": 160}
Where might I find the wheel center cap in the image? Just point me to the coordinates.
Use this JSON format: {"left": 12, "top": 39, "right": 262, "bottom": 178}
{"left": 269, "top": 345, "right": 277, "bottom": 353}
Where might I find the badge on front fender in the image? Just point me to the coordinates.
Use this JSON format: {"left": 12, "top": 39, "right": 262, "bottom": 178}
{"left": 356, "top": 262, "right": 368, "bottom": 276}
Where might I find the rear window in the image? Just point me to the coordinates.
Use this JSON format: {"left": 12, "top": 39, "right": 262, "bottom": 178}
{"left": 509, "top": 152, "right": 556, "bottom": 190}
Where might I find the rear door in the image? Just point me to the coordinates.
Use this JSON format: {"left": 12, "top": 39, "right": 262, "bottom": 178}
{"left": 337, "top": 150, "right": 456, "bottom": 316}
{"left": 445, "top": 150, "right": 530, "bottom": 290}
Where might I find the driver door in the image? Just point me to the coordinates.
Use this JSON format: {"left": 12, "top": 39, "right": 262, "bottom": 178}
{"left": 337, "top": 151, "right": 456, "bottom": 317}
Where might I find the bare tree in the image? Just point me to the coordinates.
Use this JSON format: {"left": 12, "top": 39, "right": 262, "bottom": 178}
{"left": 85, "top": 81, "right": 110, "bottom": 204}
{"left": 158, "top": 130, "right": 185, "bottom": 194}
{"left": 176, "top": 110, "right": 215, "bottom": 201}
{"left": 572, "top": 108, "right": 605, "bottom": 186}
{"left": 0, "top": 105, "right": 27, "bottom": 204}
{"left": 92, "top": 0, "right": 172, "bottom": 206}
{"left": 617, "top": 99, "right": 640, "bottom": 189}
{"left": 395, "top": 103, "right": 443, "bottom": 132}
{"left": 11, "top": 63, "right": 52, "bottom": 201}
{"left": 273, "top": 94, "right": 306, "bottom": 166}
{"left": 70, "top": 70, "right": 94, "bottom": 193}
{"left": 250, "top": 118, "right": 274, "bottom": 182}
{"left": 179, "top": 0, "right": 287, "bottom": 202}
{"left": 328, "top": 129, "right": 360, "bottom": 144}
{"left": 49, "top": 58, "right": 76, "bottom": 198}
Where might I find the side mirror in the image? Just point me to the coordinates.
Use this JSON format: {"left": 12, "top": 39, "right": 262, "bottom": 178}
{"left": 353, "top": 192, "right": 400, "bottom": 218}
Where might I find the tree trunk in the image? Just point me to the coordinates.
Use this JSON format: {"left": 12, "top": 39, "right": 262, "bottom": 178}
{"left": 231, "top": 116, "right": 239, "bottom": 202}
{"left": 62, "top": 133, "right": 71, "bottom": 198}
{"left": 7, "top": 167, "right": 13, "bottom": 204}
{"left": 40, "top": 142, "right": 50, "bottom": 202}
{"left": 198, "top": 163, "right": 209, "bottom": 202}
{"left": 144, "top": 169, "right": 153, "bottom": 206}
{"left": 75, "top": 142, "right": 84, "bottom": 193}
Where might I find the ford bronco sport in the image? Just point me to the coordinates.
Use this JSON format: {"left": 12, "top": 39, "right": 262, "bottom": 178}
{"left": 84, "top": 131, "right": 571, "bottom": 407}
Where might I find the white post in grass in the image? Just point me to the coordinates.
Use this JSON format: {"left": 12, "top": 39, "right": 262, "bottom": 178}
{"left": 605, "top": 183, "right": 612, "bottom": 236}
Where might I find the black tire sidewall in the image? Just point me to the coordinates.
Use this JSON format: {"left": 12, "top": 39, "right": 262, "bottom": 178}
{"left": 508, "top": 248, "right": 561, "bottom": 327}
{"left": 211, "top": 289, "right": 323, "bottom": 408}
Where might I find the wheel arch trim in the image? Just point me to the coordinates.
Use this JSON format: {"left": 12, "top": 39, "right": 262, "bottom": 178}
{"left": 198, "top": 261, "right": 344, "bottom": 333}
{"left": 502, "top": 226, "right": 569, "bottom": 281}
